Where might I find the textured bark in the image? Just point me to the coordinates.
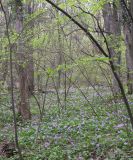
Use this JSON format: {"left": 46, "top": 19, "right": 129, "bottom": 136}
{"left": 122, "top": 0, "right": 133, "bottom": 94}
{"left": 123, "top": 24, "right": 133, "bottom": 94}
{"left": 26, "top": 1, "right": 34, "bottom": 96}
{"left": 103, "top": 3, "right": 121, "bottom": 95}
{"left": 129, "top": 0, "right": 133, "bottom": 93}
{"left": 15, "top": 0, "right": 31, "bottom": 120}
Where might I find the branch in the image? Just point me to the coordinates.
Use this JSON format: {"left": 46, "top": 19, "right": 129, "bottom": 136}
{"left": 45, "top": 0, "right": 133, "bottom": 129}
{"left": 121, "top": 0, "right": 133, "bottom": 23}
{"left": 45, "top": 0, "right": 108, "bottom": 57}
{"left": 0, "top": 1, "right": 23, "bottom": 159}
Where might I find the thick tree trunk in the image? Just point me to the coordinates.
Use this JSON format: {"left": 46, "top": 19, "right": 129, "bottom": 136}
{"left": 103, "top": 3, "right": 121, "bottom": 96}
{"left": 129, "top": 0, "right": 133, "bottom": 93}
{"left": 122, "top": 0, "right": 133, "bottom": 94}
{"left": 15, "top": 0, "right": 31, "bottom": 120}
{"left": 123, "top": 24, "right": 133, "bottom": 94}
{"left": 26, "top": 1, "right": 34, "bottom": 96}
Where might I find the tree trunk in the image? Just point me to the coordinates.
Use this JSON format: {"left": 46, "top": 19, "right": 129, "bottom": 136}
{"left": 15, "top": 0, "right": 31, "bottom": 120}
{"left": 103, "top": 3, "right": 121, "bottom": 96}
{"left": 123, "top": 24, "right": 133, "bottom": 94}
{"left": 26, "top": 1, "right": 34, "bottom": 96}
{"left": 56, "top": 0, "right": 63, "bottom": 89}
{"left": 122, "top": 0, "right": 133, "bottom": 94}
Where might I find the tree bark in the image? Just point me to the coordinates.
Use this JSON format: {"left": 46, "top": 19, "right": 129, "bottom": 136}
{"left": 15, "top": 0, "right": 31, "bottom": 120}
{"left": 103, "top": 3, "right": 121, "bottom": 96}
{"left": 122, "top": 0, "right": 133, "bottom": 94}
{"left": 26, "top": 1, "right": 34, "bottom": 96}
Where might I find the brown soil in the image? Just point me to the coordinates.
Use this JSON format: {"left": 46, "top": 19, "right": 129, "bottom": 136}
{"left": 0, "top": 141, "right": 15, "bottom": 158}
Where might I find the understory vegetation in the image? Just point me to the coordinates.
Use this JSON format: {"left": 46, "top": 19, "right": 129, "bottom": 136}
{"left": 0, "top": 0, "right": 133, "bottom": 159}
{"left": 0, "top": 89, "right": 133, "bottom": 160}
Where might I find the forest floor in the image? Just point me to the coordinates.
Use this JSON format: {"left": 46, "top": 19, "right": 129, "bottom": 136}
{"left": 0, "top": 87, "right": 133, "bottom": 160}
